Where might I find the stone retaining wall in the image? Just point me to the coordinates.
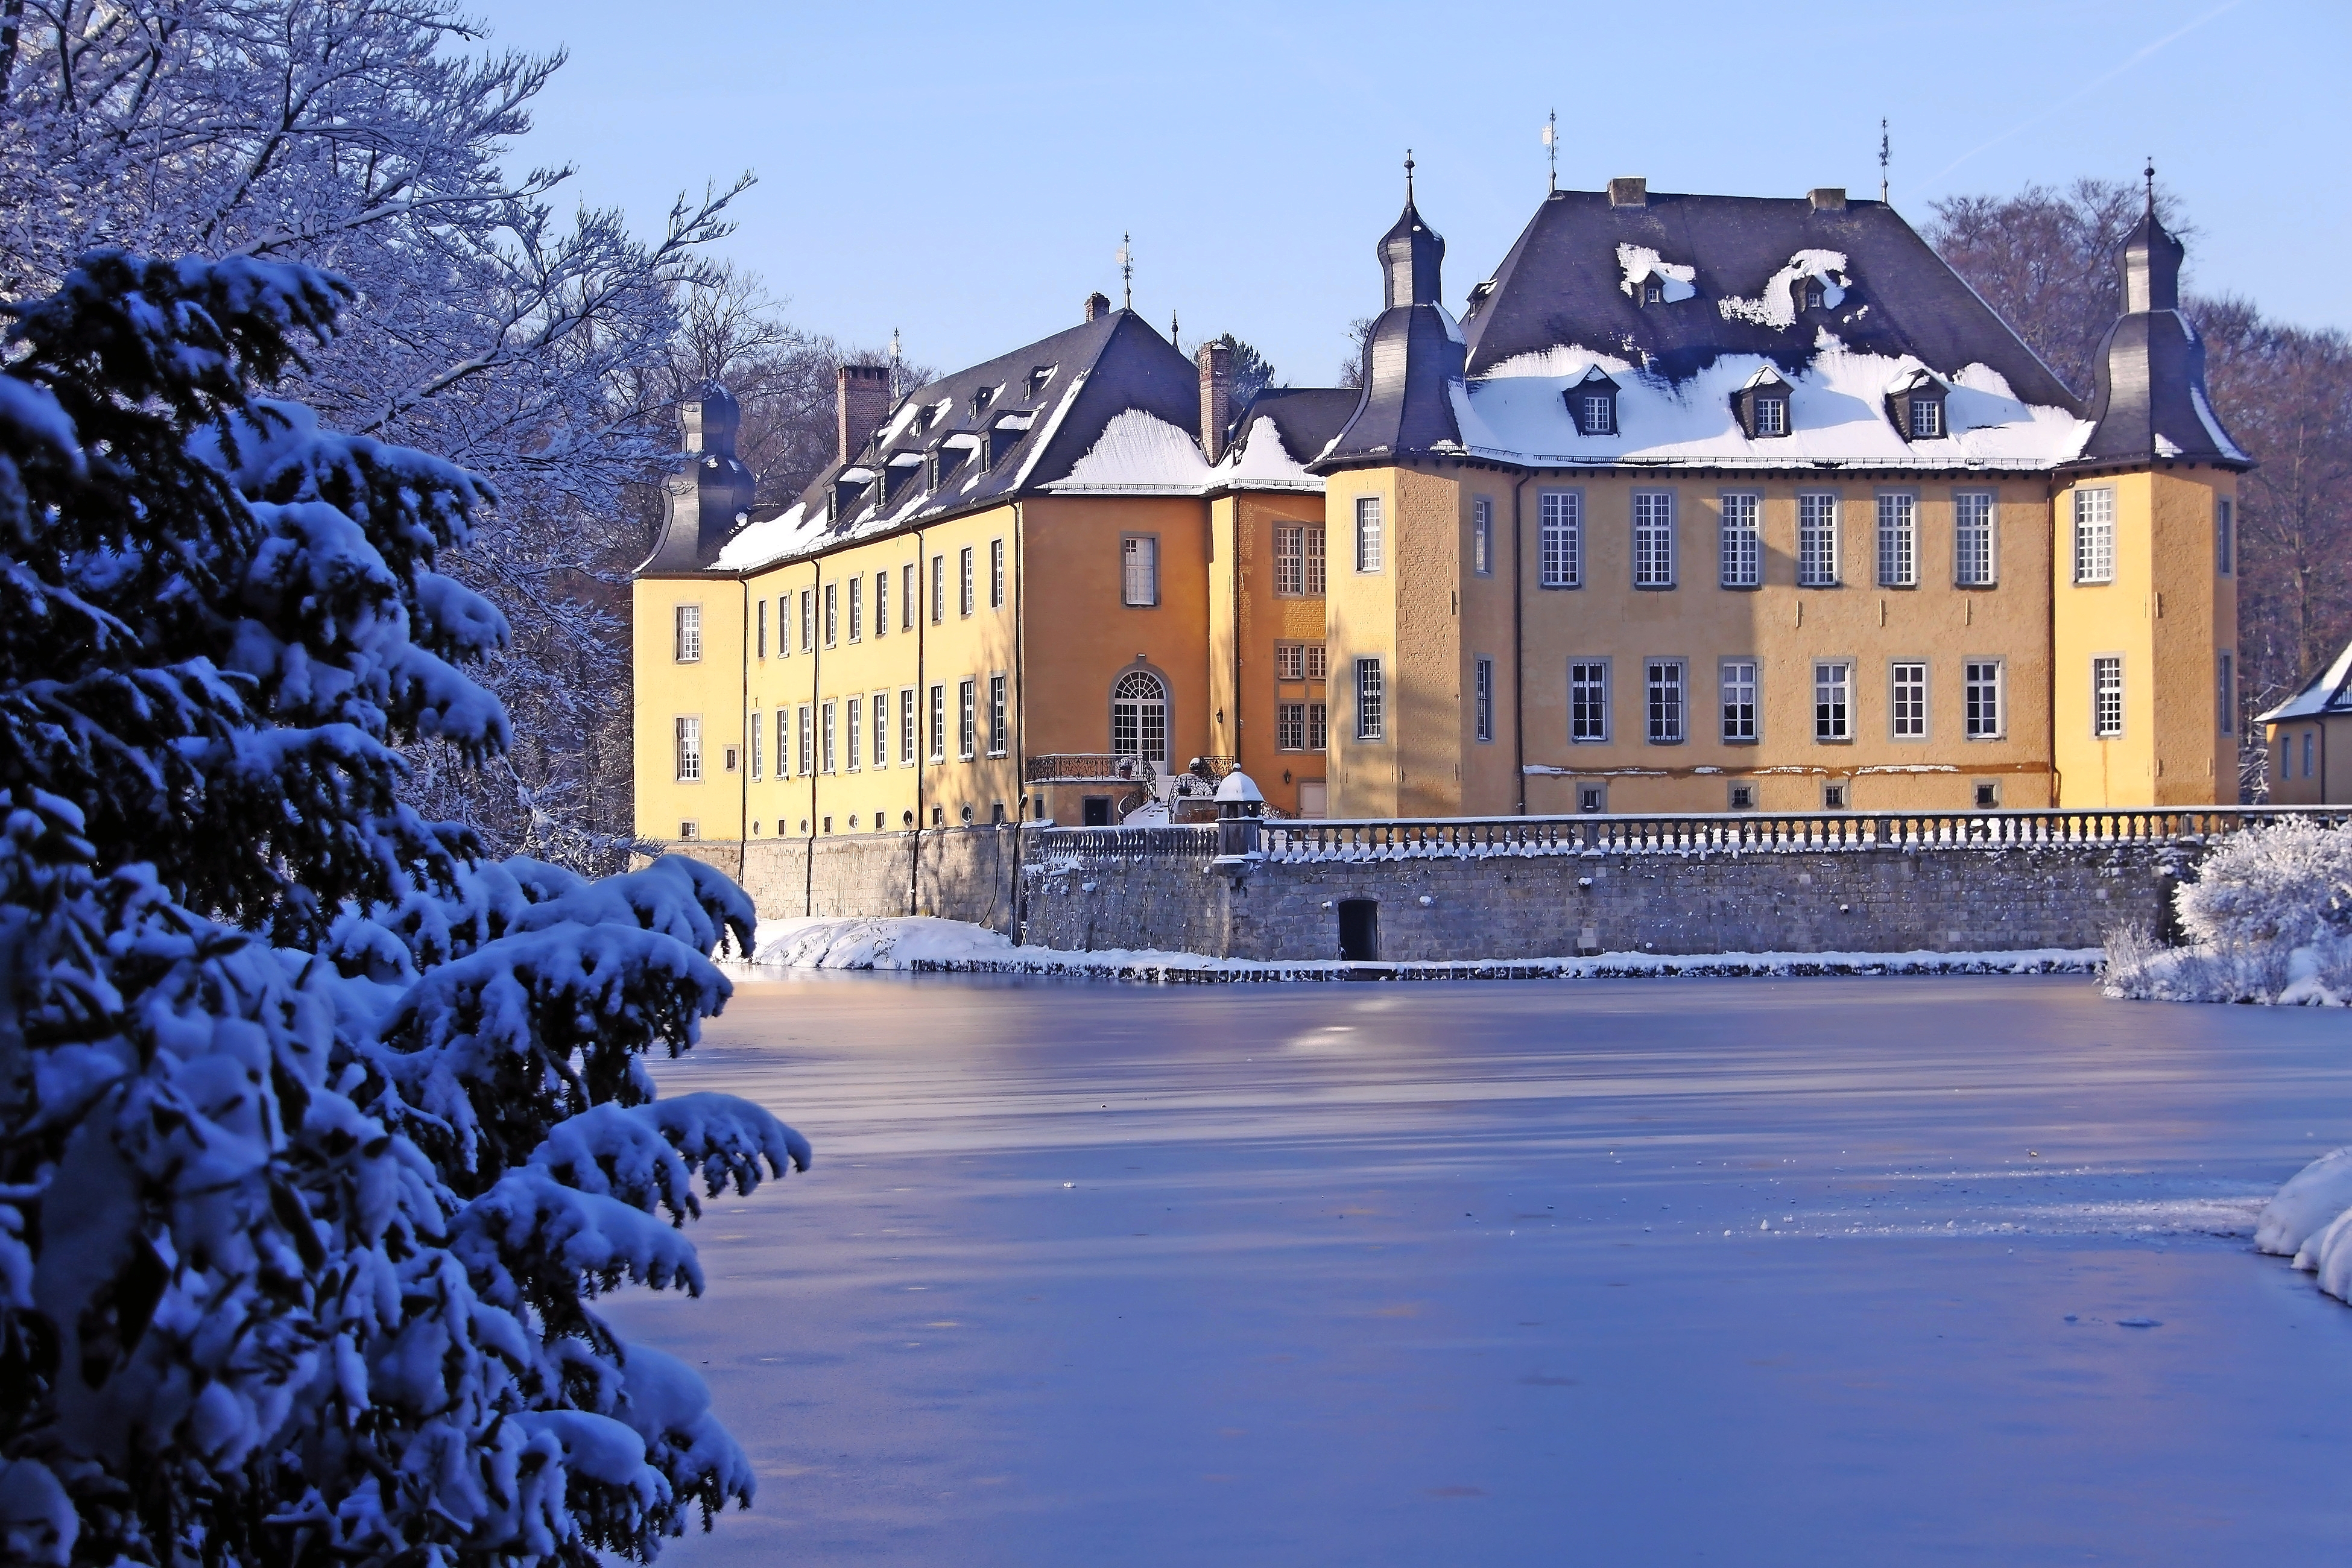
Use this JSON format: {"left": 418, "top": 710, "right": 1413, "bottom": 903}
{"left": 651, "top": 825, "right": 1022, "bottom": 933}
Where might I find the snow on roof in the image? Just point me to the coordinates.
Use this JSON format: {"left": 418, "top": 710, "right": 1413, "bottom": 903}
{"left": 2258, "top": 639, "right": 2352, "bottom": 723}
{"left": 1616, "top": 244, "right": 1697, "bottom": 303}
{"left": 1215, "top": 415, "right": 1323, "bottom": 490}
{"left": 1467, "top": 338, "right": 2088, "bottom": 469}
{"left": 713, "top": 500, "right": 816, "bottom": 571}
{"left": 1718, "top": 250, "right": 1850, "bottom": 329}
{"left": 2192, "top": 385, "right": 2250, "bottom": 463}
{"left": 1042, "top": 408, "right": 1213, "bottom": 493}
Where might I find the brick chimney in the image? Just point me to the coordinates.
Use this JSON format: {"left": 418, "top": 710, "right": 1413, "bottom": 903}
{"left": 1608, "top": 176, "right": 1648, "bottom": 208}
{"left": 1084, "top": 291, "right": 1112, "bottom": 323}
{"left": 836, "top": 364, "right": 890, "bottom": 464}
{"left": 1197, "top": 340, "right": 1233, "bottom": 464}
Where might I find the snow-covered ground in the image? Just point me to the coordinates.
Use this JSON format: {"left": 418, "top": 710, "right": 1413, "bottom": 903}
{"left": 605, "top": 973, "right": 2352, "bottom": 1564}
{"left": 748, "top": 914, "right": 2098, "bottom": 982}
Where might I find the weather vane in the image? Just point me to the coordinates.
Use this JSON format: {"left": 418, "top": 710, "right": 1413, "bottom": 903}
{"left": 1405, "top": 148, "right": 1415, "bottom": 203}
{"left": 2144, "top": 156, "right": 2156, "bottom": 215}
{"left": 1879, "top": 118, "right": 1891, "bottom": 204}
{"left": 1543, "top": 110, "right": 1558, "bottom": 193}
{"left": 888, "top": 327, "right": 901, "bottom": 399}
{"left": 1116, "top": 233, "right": 1133, "bottom": 311}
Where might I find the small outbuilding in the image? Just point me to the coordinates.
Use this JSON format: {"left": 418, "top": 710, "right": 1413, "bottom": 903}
{"left": 2259, "top": 639, "right": 2352, "bottom": 803}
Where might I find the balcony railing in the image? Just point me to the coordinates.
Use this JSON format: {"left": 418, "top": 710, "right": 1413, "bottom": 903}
{"left": 1024, "top": 753, "right": 1160, "bottom": 785}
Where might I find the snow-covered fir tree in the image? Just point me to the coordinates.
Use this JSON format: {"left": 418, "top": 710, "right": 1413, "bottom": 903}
{"left": 0, "top": 251, "right": 803, "bottom": 1567}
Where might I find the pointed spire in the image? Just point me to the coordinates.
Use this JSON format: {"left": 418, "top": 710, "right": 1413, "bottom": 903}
{"left": 1379, "top": 157, "right": 1445, "bottom": 309}
{"left": 1169, "top": 309, "right": 1180, "bottom": 352}
{"left": 1544, "top": 112, "right": 1558, "bottom": 194}
{"left": 1404, "top": 148, "right": 1415, "bottom": 204}
{"left": 2145, "top": 156, "right": 2157, "bottom": 218}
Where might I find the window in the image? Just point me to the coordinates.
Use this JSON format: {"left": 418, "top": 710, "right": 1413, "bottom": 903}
{"left": 1581, "top": 393, "right": 1615, "bottom": 434}
{"left": 848, "top": 575, "right": 863, "bottom": 641}
{"left": 1719, "top": 493, "right": 1760, "bottom": 588}
{"left": 749, "top": 710, "right": 763, "bottom": 779}
{"left": 1798, "top": 493, "right": 1839, "bottom": 586}
{"left": 959, "top": 546, "right": 975, "bottom": 616}
{"left": 1275, "top": 525, "right": 1306, "bottom": 596}
{"left": 2305, "top": 732, "right": 2315, "bottom": 777}
{"left": 1728, "top": 783, "right": 1755, "bottom": 810}
{"left": 1475, "top": 656, "right": 1494, "bottom": 742}
{"left": 1473, "top": 498, "right": 1494, "bottom": 574}
{"left": 774, "top": 709, "right": 787, "bottom": 774}
{"left": 821, "top": 701, "right": 836, "bottom": 773}
{"left": 1891, "top": 661, "right": 1927, "bottom": 739}
{"left": 1822, "top": 782, "right": 1848, "bottom": 811}
{"left": 2073, "top": 489, "right": 2115, "bottom": 584}
{"left": 873, "top": 694, "right": 888, "bottom": 768}
{"left": 1578, "top": 783, "right": 1607, "bottom": 814}
{"left": 2216, "top": 498, "right": 2235, "bottom": 576}
{"left": 1954, "top": 492, "right": 1996, "bottom": 587}
{"left": 1122, "top": 535, "right": 1159, "bottom": 606}
{"left": 722, "top": 745, "right": 738, "bottom": 774}
{"left": 1813, "top": 661, "right": 1851, "bottom": 741}
{"left": 797, "top": 706, "right": 812, "bottom": 775}
{"left": 1355, "top": 497, "right": 1384, "bottom": 573}
{"left": 903, "top": 563, "right": 916, "bottom": 630}
{"left": 1876, "top": 494, "right": 1917, "bottom": 587}
{"left": 1753, "top": 396, "right": 1787, "bottom": 437}
{"left": 2093, "top": 656, "right": 2124, "bottom": 737}
{"left": 1304, "top": 525, "right": 1327, "bottom": 595}
{"left": 1908, "top": 396, "right": 1943, "bottom": 438}
{"left": 988, "top": 674, "right": 1008, "bottom": 756}
{"left": 1539, "top": 490, "right": 1581, "bottom": 587}
{"left": 990, "top": 538, "right": 1005, "bottom": 608}
{"left": 1278, "top": 703, "right": 1306, "bottom": 750}
{"left": 673, "top": 605, "right": 701, "bottom": 663}
{"left": 1633, "top": 492, "right": 1675, "bottom": 588}
{"left": 928, "top": 684, "right": 945, "bottom": 762}
{"left": 874, "top": 570, "right": 888, "bottom": 636}
{"left": 930, "top": 555, "right": 944, "bottom": 624}
{"left": 1307, "top": 701, "right": 1328, "bottom": 750}
{"left": 1974, "top": 782, "right": 2000, "bottom": 809}
{"left": 800, "top": 589, "right": 814, "bottom": 653}
{"left": 1355, "top": 657, "right": 1384, "bottom": 739}
{"left": 1964, "top": 662, "right": 2005, "bottom": 739}
{"left": 1720, "top": 659, "right": 1757, "bottom": 742}
{"left": 846, "top": 697, "right": 861, "bottom": 771}
{"left": 2218, "top": 651, "right": 2235, "bottom": 736}
{"left": 824, "top": 582, "right": 838, "bottom": 647}
{"left": 899, "top": 688, "right": 916, "bottom": 765}
{"left": 777, "top": 596, "right": 791, "bottom": 656}
{"left": 1569, "top": 660, "right": 1609, "bottom": 742}
{"left": 1645, "top": 660, "right": 1685, "bottom": 744}
{"left": 678, "top": 821, "right": 698, "bottom": 840}
{"left": 1306, "top": 643, "right": 1328, "bottom": 682}
{"left": 674, "top": 716, "right": 701, "bottom": 780}
{"left": 755, "top": 599, "right": 768, "bottom": 660}
{"left": 1276, "top": 642, "right": 1306, "bottom": 681}
{"left": 1111, "top": 669, "right": 1168, "bottom": 762}
{"left": 958, "top": 679, "right": 976, "bottom": 759}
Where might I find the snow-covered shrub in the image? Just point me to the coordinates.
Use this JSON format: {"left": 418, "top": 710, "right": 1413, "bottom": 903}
{"left": 2257, "top": 1148, "right": 2352, "bottom": 1309}
{"left": 2105, "top": 820, "right": 2352, "bottom": 1004}
{"left": 0, "top": 253, "right": 803, "bottom": 1566}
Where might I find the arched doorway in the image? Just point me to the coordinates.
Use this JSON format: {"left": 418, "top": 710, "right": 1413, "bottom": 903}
{"left": 1111, "top": 669, "right": 1169, "bottom": 763}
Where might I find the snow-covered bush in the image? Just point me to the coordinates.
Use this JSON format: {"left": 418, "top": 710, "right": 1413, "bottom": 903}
{"left": 2105, "top": 820, "right": 2352, "bottom": 1004}
{"left": 2257, "top": 1148, "right": 2352, "bottom": 1306}
{"left": 0, "top": 253, "right": 803, "bottom": 1566}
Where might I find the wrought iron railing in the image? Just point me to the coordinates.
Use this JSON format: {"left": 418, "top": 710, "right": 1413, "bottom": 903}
{"left": 1024, "top": 753, "right": 1159, "bottom": 785}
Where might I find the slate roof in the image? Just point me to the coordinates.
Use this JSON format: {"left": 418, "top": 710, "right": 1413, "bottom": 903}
{"left": 1227, "top": 387, "right": 1358, "bottom": 469}
{"left": 2076, "top": 206, "right": 2249, "bottom": 469}
{"left": 1459, "top": 189, "right": 2078, "bottom": 409}
{"left": 2258, "top": 639, "right": 2352, "bottom": 724}
{"left": 1315, "top": 192, "right": 1470, "bottom": 470}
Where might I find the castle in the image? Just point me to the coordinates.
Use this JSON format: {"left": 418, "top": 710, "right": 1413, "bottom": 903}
{"left": 633, "top": 171, "right": 2243, "bottom": 846}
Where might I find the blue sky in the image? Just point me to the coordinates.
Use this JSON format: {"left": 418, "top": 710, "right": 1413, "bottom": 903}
{"left": 488, "top": 0, "right": 2345, "bottom": 387}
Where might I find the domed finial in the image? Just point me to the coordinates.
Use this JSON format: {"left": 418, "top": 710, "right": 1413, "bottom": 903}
{"left": 1405, "top": 148, "right": 1415, "bottom": 203}
{"left": 2144, "top": 158, "right": 2156, "bottom": 216}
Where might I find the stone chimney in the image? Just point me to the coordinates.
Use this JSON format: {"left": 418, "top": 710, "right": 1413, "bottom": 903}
{"left": 836, "top": 364, "right": 891, "bottom": 464}
{"left": 1084, "top": 290, "right": 1112, "bottom": 323}
{"left": 1197, "top": 340, "right": 1233, "bottom": 464}
{"left": 1608, "top": 177, "right": 1648, "bottom": 208}
{"left": 1808, "top": 187, "right": 1847, "bottom": 212}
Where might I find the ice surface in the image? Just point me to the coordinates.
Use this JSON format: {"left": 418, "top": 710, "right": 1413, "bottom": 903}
{"left": 607, "top": 973, "right": 2352, "bottom": 1566}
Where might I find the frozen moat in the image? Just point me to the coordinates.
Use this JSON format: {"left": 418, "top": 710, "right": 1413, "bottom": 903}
{"left": 608, "top": 973, "right": 2352, "bottom": 1565}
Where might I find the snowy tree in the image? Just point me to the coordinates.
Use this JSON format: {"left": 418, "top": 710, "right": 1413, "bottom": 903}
{"left": 0, "top": 251, "right": 803, "bottom": 1566}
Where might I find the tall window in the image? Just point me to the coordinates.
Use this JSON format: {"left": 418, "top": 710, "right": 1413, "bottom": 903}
{"left": 928, "top": 683, "right": 945, "bottom": 761}
{"left": 988, "top": 674, "right": 1008, "bottom": 756}
{"left": 1645, "top": 660, "right": 1685, "bottom": 744}
{"left": 821, "top": 702, "right": 838, "bottom": 773}
{"left": 673, "top": 604, "right": 701, "bottom": 663}
{"left": 930, "top": 555, "right": 944, "bottom": 624}
{"left": 875, "top": 570, "right": 889, "bottom": 636}
{"left": 1964, "top": 662, "right": 2004, "bottom": 739}
{"left": 674, "top": 716, "right": 701, "bottom": 780}
{"left": 848, "top": 575, "right": 863, "bottom": 641}
{"left": 1569, "top": 660, "right": 1609, "bottom": 742}
{"left": 1798, "top": 493, "right": 1839, "bottom": 586}
{"left": 1354, "top": 658, "right": 1384, "bottom": 740}
{"left": 1876, "top": 494, "right": 1917, "bottom": 587}
{"left": 1720, "top": 659, "right": 1757, "bottom": 742}
{"left": 2074, "top": 489, "right": 2115, "bottom": 583}
{"left": 797, "top": 706, "right": 813, "bottom": 775}
{"left": 755, "top": 599, "right": 768, "bottom": 660}
{"left": 1890, "top": 661, "right": 1927, "bottom": 739}
{"left": 824, "top": 583, "right": 838, "bottom": 647}
{"left": 774, "top": 709, "right": 788, "bottom": 774}
{"left": 1954, "top": 492, "right": 1996, "bottom": 587}
{"left": 1277, "top": 703, "right": 1306, "bottom": 750}
{"left": 2217, "top": 651, "right": 2235, "bottom": 736}
{"left": 1275, "top": 525, "right": 1304, "bottom": 596}
{"left": 1719, "top": 493, "right": 1759, "bottom": 588}
{"left": 1355, "top": 497, "right": 1383, "bottom": 573}
{"left": 1307, "top": 702, "right": 1329, "bottom": 750}
{"left": 2093, "top": 656, "right": 2124, "bottom": 736}
{"left": 959, "top": 546, "right": 976, "bottom": 616}
{"left": 800, "top": 589, "right": 814, "bottom": 652}
{"left": 1475, "top": 657, "right": 1494, "bottom": 742}
{"left": 1122, "top": 535, "right": 1159, "bottom": 606}
{"left": 1539, "top": 490, "right": 1581, "bottom": 587}
{"left": 749, "top": 710, "right": 762, "bottom": 779}
{"left": 1111, "top": 669, "right": 1168, "bottom": 762}
{"left": 1813, "top": 662, "right": 1851, "bottom": 741}
{"left": 990, "top": 539, "right": 1005, "bottom": 608}
{"left": 958, "top": 679, "right": 977, "bottom": 759}
{"left": 1304, "top": 525, "right": 1327, "bottom": 595}
{"left": 903, "top": 563, "right": 916, "bottom": 629}
{"left": 777, "top": 596, "right": 791, "bottom": 656}
{"left": 2216, "top": 498, "right": 2235, "bottom": 576}
{"left": 846, "top": 698, "right": 861, "bottom": 771}
{"left": 873, "top": 694, "right": 889, "bottom": 767}
{"left": 1633, "top": 492, "right": 1675, "bottom": 588}
{"left": 1276, "top": 642, "right": 1305, "bottom": 681}
{"left": 899, "top": 689, "right": 916, "bottom": 766}
{"left": 1305, "top": 643, "right": 1328, "bottom": 682}
{"left": 1473, "top": 498, "right": 1494, "bottom": 575}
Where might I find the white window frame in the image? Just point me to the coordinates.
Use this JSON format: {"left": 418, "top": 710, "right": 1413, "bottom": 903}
{"left": 821, "top": 700, "right": 836, "bottom": 774}
{"left": 903, "top": 562, "right": 917, "bottom": 630}
{"left": 1277, "top": 701, "right": 1306, "bottom": 751}
{"left": 1798, "top": 493, "right": 1840, "bottom": 587}
{"left": 988, "top": 673, "right": 1008, "bottom": 757}
{"left": 1538, "top": 490, "right": 1582, "bottom": 589}
{"left": 930, "top": 554, "right": 945, "bottom": 624}
{"left": 900, "top": 687, "right": 917, "bottom": 766}
{"left": 1953, "top": 492, "right": 1997, "bottom": 587}
{"left": 846, "top": 695, "right": 862, "bottom": 772}
{"left": 990, "top": 538, "right": 1005, "bottom": 609}
{"left": 1305, "top": 643, "right": 1329, "bottom": 683}
{"left": 1274, "top": 525, "right": 1304, "bottom": 596}
{"left": 958, "top": 678, "right": 978, "bottom": 759}
{"left": 749, "top": 710, "right": 762, "bottom": 779}
{"left": 797, "top": 705, "right": 813, "bottom": 776}
{"left": 1645, "top": 659, "right": 1686, "bottom": 745}
{"left": 928, "top": 684, "right": 946, "bottom": 762}
{"left": 848, "top": 574, "right": 863, "bottom": 642}
{"left": 1569, "top": 659, "right": 1610, "bottom": 744}
{"left": 1581, "top": 392, "right": 1615, "bottom": 435}
{"left": 673, "top": 604, "right": 702, "bottom": 663}
{"left": 800, "top": 588, "right": 814, "bottom": 652}
{"left": 2073, "top": 489, "right": 2116, "bottom": 584}
{"left": 873, "top": 693, "right": 889, "bottom": 768}
{"left": 1909, "top": 396, "right": 1943, "bottom": 439}
{"left": 1876, "top": 492, "right": 1918, "bottom": 588}
{"left": 1889, "top": 660, "right": 1928, "bottom": 740}
{"left": 1719, "top": 658, "right": 1758, "bottom": 744}
{"left": 824, "top": 581, "right": 838, "bottom": 648}
{"left": 1355, "top": 497, "right": 1384, "bottom": 574}
{"left": 755, "top": 598, "right": 768, "bottom": 660}
{"left": 1354, "top": 657, "right": 1385, "bottom": 741}
{"left": 1753, "top": 396, "right": 1787, "bottom": 437}
{"left": 1275, "top": 642, "right": 1305, "bottom": 681}
{"left": 1632, "top": 491, "right": 1675, "bottom": 589}
{"left": 1473, "top": 498, "right": 1494, "bottom": 576}
{"left": 1307, "top": 701, "right": 1328, "bottom": 751}
{"left": 874, "top": 570, "right": 889, "bottom": 637}
{"left": 2093, "top": 656, "right": 2125, "bottom": 738}
{"left": 1718, "top": 492, "right": 1760, "bottom": 589}
{"left": 674, "top": 715, "right": 702, "bottom": 781}
{"left": 960, "top": 545, "right": 976, "bottom": 616}
{"left": 1964, "top": 660, "right": 2005, "bottom": 740}
{"left": 1122, "top": 534, "right": 1160, "bottom": 607}
{"left": 1813, "top": 660, "right": 1853, "bottom": 742}
{"left": 1304, "top": 525, "right": 1327, "bottom": 595}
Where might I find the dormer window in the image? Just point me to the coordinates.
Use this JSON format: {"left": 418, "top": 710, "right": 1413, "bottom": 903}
{"left": 1908, "top": 396, "right": 1943, "bottom": 438}
{"left": 832, "top": 467, "right": 874, "bottom": 520}
{"left": 1565, "top": 367, "right": 1620, "bottom": 436}
{"left": 883, "top": 454, "right": 923, "bottom": 502}
{"left": 1884, "top": 368, "right": 1950, "bottom": 441}
{"left": 1643, "top": 281, "right": 1664, "bottom": 305}
{"left": 969, "top": 385, "right": 995, "bottom": 418}
{"left": 1755, "top": 396, "right": 1788, "bottom": 436}
{"left": 1803, "top": 282, "right": 1824, "bottom": 311}
{"left": 1027, "top": 365, "right": 1055, "bottom": 399}
{"left": 1732, "top": 370, "right": 1794, "bottom": 440}
{"left": 929, "top": 443, "right": 966, "bottom": 491}
{"left": 988, "top": 414, "right": 1035, "bottom": 468}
